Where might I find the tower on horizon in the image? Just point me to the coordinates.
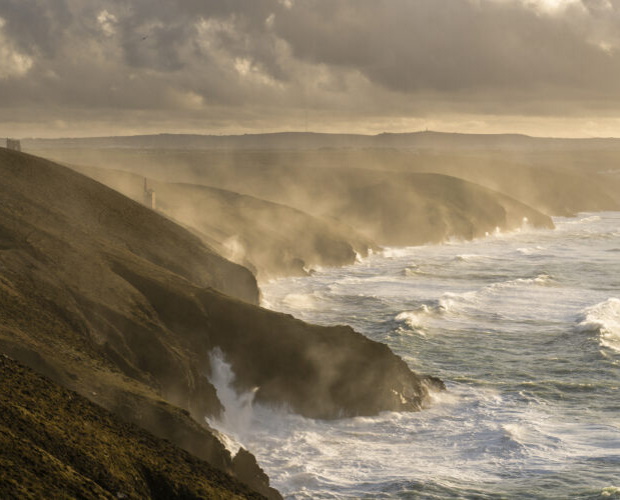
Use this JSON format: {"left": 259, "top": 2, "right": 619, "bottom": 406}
{"left": 143, "top": 178, "right": 156, "bottom": 210}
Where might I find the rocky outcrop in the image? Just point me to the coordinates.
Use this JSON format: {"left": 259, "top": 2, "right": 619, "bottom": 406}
{"left": 203, "top": 294, "right": 444, "bottom": 417}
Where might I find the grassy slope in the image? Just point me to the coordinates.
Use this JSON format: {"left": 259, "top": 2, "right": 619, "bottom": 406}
{"left": 0, "top": 147, "right": 281, "bottom": 498}
{"left": 0, "top": 355, "right": 265, "bottom": 500}
{"left": 150, "top": 162, "right": 554, "bottom": 245}
{"left": 340, "top": 149, "right": 620, "bottom": 217}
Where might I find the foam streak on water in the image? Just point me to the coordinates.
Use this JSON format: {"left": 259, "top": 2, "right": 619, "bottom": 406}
{"left": 219, "top": 213, "right": 620, "bottom": 499}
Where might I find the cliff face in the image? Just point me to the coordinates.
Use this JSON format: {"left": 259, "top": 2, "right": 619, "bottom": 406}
{"left": 202, "top": 296, "right": 443, "bottom": 417}
{"left": 326, "top": 172, "right": 553, "bottom": 246}
{"left": 0, "top": 149, "right": 443, "bottom": 495}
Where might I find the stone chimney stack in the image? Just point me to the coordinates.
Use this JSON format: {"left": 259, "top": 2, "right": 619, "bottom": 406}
{"left": 143, "top": 178, "right": 156, "bottom": 210}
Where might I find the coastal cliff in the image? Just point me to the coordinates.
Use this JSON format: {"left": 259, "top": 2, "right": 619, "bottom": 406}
{"left": 69, "top": 165, "right": 374, "bottom": 280}
{"left": 0, "top": 148, "right": 443, "bottom": 496}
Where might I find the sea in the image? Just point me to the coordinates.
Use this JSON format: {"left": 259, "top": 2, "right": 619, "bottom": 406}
{"left": 208, "top": 212, "right": 620, "bottom": 499}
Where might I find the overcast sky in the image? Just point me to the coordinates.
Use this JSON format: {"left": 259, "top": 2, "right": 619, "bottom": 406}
{"left": 1, "top": 0, "right": 620, "bottom": 138}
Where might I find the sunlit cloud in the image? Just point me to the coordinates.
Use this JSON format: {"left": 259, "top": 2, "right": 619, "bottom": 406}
{"left": 0, "top": 17, "right": 34, "bottom": 80}
{"left": 2, "top": 0, "right": 620, "bottom": 138}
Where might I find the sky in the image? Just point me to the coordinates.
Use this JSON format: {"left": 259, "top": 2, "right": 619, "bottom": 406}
{"left": 1, "top": 0, "right": 620, "bottom": 138}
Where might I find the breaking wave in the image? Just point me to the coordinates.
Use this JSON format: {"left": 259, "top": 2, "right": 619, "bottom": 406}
{"left": 576, "top": 298, "right": 620, "bottom": 352}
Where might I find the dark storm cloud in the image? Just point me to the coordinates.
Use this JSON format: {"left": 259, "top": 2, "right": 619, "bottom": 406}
{"left": 2, "top": 0, "right": 620, "bottom": 135}
{"left": 272, "top": 0, "right": 620, "bottom": 95}
{"left": 0, "top": 0, "right": 73, "bottom": 57}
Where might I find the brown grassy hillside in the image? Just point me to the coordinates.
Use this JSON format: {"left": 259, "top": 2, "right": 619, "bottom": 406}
{"left": 0, "top": 356, "right": 266, "bottom": 500}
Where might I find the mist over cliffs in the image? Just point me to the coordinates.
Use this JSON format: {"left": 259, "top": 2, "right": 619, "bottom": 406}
{"left": 0, "top": 147, "right": 444, "bottom": 499}
{"left": 3, "top": 130, "right": 620, "bottom": 498}
{"left": 33, "top": 131, "right": 620, "bottom": 278}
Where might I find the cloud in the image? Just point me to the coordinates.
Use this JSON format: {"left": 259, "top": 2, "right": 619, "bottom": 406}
{"left": 1, "top": 0, "right": 620, "bottom": 136}
{"left": 273, "top": 0, "right": 620, "bottom": 96}
{"left": 0, "top": 17, "right": 34, "bottom": 79}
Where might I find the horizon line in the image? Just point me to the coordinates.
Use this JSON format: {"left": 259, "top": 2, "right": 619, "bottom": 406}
{"left": 15, "top": 129, "right": 620, "bottom": 142}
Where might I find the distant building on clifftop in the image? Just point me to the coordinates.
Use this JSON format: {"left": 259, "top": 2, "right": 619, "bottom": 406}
{"left": 5, "top": 139, "right": 21, "bottom": 151}
{"left": 143, "top": 178, "right": 156, "bottom": 210}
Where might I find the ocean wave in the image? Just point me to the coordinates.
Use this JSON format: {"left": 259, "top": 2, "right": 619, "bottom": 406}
{"left": 381, "top": 247, "right": 416, "bottom": 259}
{"left": 438, "top": 292, "right": 477, "bottom": 312}
{"left": 453, "top": 253, "right": 487, "bottom": 263}
{"left": 483, "top": 274, "right": 554, "bottom": 292}
{"left": 397, "top": 274, "right": 556, "bottom": 326}
{"left": 403, "top": 263, "right": 433, "bottom": 277}
{"left": 516, "top": 246, "right": 546, "bottom": 256}
{"left": 565, "top": 215, "right": 602, "bottom": 225}
{"left": 500, "top": 423, "right": 530, "bottom": 451}
{"left": 395, "top": 305, "right": 437, "bottom": 330}
{"left": 398, "top": 275, "right": 556, "bottom": 324}
{"left": 576, "top": 298, "right": 620, "bottom": 352}
{"left": 206, "top": 348, "right": 258, "bottom": 454}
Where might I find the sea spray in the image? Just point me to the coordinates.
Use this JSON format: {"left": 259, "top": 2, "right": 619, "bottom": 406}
{"left": 206, "top": 348, "right": 257, "bottom": 453}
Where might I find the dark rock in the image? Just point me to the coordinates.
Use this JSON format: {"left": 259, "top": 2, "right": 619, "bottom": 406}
{"left": 233, "top": 449, "right": 281, "bottom": 500}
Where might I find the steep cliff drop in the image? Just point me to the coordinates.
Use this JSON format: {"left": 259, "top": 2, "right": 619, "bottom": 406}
{"left": 0, "top": 148, "right": 443, "bottom": 497}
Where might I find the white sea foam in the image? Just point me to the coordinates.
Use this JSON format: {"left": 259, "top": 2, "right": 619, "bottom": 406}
{"left": 415, "top": 274, "right": 556, "bottom": 322}
{"left": 601, "top": 486, "right": 620, "bottom": 498}
{"left": 380, "top": 247, "right": 416, "bottom": 259}
{"left": 569, "top": 215, "right": 602, "bottom": 224}
{"left": 484, "top": 274, "right": 554, "bottom": 292}
{"left": 403, "top": 265, "right": 419, "bottom": 277}
{"left": 403, "top": 264, "right": 434, "bottom": 277}
{"left": 454, "top": 253, "right": 485, "bottom": 262}
{"left": 395, "top": 310, "right": 426, "bottom": 329}
{"left": 282, "top": 292, "right": 318, "bottom": 310}
{"left": 516, "top": 246, "right": 546, "bottom": 256}
{"left": 577, "top": 298, "right": 620, "bottom": 352}
{"left": 501, "top": 422, "right": 528, "bottom": 445}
